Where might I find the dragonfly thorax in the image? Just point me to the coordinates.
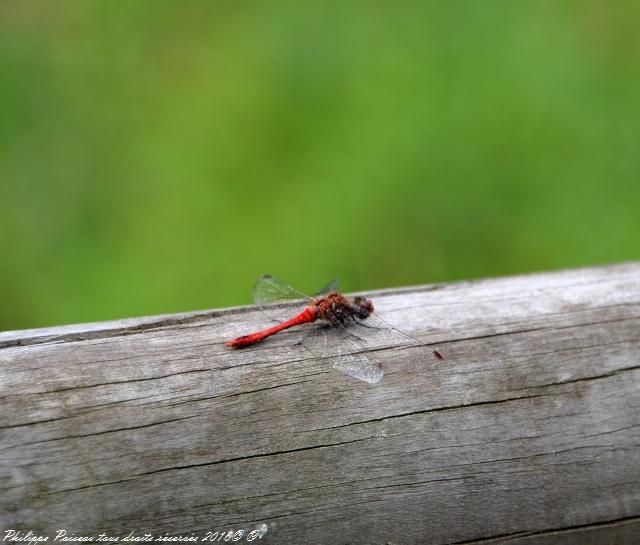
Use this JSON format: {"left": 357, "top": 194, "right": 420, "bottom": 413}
{"left": 315, "top": 293, "right": 374, "bottom": 324}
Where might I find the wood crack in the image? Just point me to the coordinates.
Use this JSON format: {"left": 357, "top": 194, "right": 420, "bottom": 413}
{"left": 451, "top": 515, "right": 640, "bottom": 544}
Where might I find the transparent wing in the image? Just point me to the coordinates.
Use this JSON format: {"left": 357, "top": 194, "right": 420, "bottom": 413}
{"left": 326, "top": 322, "right": 384, "bottom": 384}
{"left": 360, "top": 313, "right": 445, "bottom": 362}
{"left": 315, "top": 277, "right": 339, "bottom": 296}
{"left": 292, "top": 323, "right": 384, "bottom": 384}
{"left": 253, "top": 275, "right": 311, "bottom": 305}
{"left": 332, "top": 346, "right": 384, "bottom": 383}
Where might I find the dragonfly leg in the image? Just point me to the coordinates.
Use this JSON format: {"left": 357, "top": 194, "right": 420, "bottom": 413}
{"left": 341, "top": 328, "right": 368, "bottom": 344}
{"left": 354, "top": 320, "right": 387, "bottom": 330}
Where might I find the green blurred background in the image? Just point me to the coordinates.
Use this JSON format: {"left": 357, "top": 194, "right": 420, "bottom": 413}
{"left": 1, "top": 1, "right": 639, "bottom": 331}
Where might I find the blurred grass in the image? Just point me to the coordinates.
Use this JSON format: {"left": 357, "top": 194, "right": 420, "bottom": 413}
{"left": 1, "top": 1, "right": 639, "bottom": 330}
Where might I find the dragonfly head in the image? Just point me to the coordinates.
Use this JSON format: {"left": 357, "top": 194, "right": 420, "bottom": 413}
{"left": 352, "top": 296, "right": 374, "bottom": 320}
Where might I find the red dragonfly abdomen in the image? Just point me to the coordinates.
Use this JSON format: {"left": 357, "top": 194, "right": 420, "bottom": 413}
{"left": 226, "top": 305, "right": 319, "bottom": 348}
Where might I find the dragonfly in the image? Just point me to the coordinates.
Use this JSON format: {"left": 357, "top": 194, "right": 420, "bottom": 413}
{"left": 226, "top": 275, "right": 444, "bottom": 383}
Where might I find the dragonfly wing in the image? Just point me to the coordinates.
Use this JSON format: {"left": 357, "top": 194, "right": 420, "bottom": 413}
{"left": 253, "top": 275, "right": 311, "bottom": 305}
{"left": 294, "top": 323, "right": 383, "bottom": 384}
{"left": 332, "top": 349, "right": 384, "bottom": 384}
{"left": 328, "top": 324, "right": 384, "bottom": 384}
{"left": 315, "top": 277, "right": 339, "bottom": 296}
{"left": 361, "top": 314, "right": 445, "bottom": 362}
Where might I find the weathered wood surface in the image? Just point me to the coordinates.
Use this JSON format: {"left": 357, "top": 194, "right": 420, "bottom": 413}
{"left": 1, "top": 263, "right": 639, "bottom": 545}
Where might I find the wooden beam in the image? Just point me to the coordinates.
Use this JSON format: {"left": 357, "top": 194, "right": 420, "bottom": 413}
{"left": 1, "top": 263, "right": 639, "bottom": 544}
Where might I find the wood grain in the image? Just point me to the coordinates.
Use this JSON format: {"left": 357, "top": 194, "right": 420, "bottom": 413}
{"left": 1, "top": 263, "right": 639, "bottom": 545}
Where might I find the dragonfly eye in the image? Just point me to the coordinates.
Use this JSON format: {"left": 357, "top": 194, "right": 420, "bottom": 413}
{"left": 353, "top": 297, "right": 374, "bottom": 319}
